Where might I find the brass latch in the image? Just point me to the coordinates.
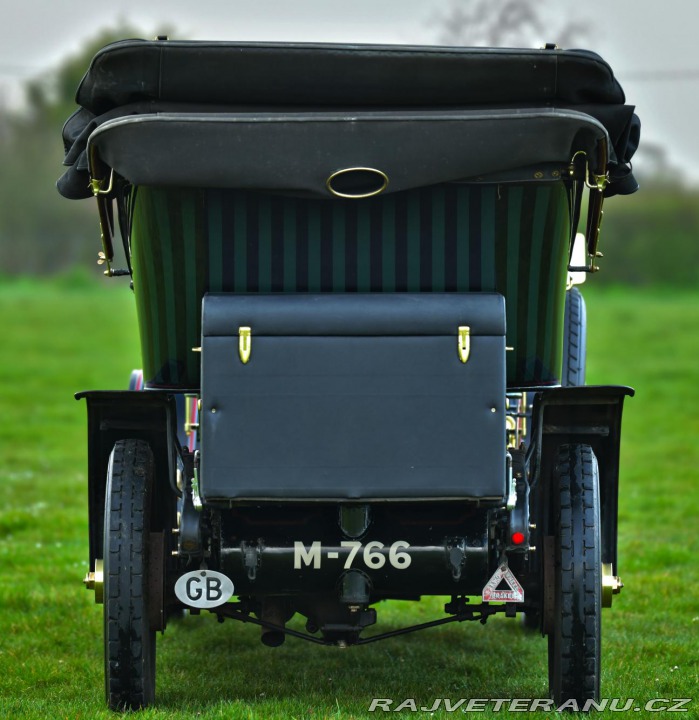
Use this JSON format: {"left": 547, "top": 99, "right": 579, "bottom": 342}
{"left": 239, "top": 327, "right": 251, "bottom": 364}
{"left": 458, "top": 326, "right": 470, "bottom": 364}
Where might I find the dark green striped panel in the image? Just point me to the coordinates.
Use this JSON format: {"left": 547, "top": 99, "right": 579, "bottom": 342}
{"left": 129, "top": 182, "right": 570, "bottom": 389}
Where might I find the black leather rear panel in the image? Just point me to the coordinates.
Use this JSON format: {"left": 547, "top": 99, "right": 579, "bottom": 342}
{"left": 200, "top": 293, "right": 506, "bottom": 501}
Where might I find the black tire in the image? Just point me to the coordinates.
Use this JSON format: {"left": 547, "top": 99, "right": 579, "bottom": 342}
{"left": 548, "top": 444, "right": 601, "bottom": 706}
{"left": 562, "top": 287, "right": 587, "bottom": 387}
{"left": 104, "top": 439, "right": 156, "bottom": 710}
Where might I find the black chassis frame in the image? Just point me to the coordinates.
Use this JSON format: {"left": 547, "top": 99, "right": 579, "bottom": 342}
{"left": 78, "top": 384, "right": 632, "bottom": 630}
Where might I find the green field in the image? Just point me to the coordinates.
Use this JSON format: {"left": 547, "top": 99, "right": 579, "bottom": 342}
{"left": 0, "top": 277, "right": 697, "bottom": 719}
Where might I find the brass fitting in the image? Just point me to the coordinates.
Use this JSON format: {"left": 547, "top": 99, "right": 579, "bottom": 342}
{"left": 83, "top": 558, "right": 104, "bottom": 604}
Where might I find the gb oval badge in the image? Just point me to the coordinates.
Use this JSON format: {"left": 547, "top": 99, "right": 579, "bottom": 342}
{"left": 175, "top": 569, "right": 234, "bottom": 608}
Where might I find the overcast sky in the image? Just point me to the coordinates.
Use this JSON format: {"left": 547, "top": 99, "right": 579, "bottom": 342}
{"left": 1, "top": 0, "right": 697, "bottom": 180}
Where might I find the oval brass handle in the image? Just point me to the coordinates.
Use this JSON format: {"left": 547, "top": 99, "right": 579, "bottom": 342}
{"left": 326, "top": 167, "right": 389, "bottom": 199}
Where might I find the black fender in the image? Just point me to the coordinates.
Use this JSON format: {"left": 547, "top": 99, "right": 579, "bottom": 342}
{"left": 76, "top": 390, "right": 180, "bottom": 570}
{"left": 530, "top": 385, "right": 634, "bottom": 573}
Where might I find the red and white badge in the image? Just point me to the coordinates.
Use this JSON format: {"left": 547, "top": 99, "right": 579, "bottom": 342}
{"left": 482, "top": 563, "right": 524, "bottom": 602}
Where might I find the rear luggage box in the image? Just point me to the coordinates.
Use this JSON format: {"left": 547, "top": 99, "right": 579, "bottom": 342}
{"left": 200, "top": 293, "right": 506, "bottom": 502}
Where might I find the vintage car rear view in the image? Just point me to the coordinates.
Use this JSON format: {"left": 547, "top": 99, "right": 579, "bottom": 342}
{"left": 58, "top": 38, "right": 640, "bottom": 710}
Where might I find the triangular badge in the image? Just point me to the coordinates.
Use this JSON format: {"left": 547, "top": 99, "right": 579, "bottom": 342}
{"left": 482, "top": 563, "right": 524, "bottom": 602}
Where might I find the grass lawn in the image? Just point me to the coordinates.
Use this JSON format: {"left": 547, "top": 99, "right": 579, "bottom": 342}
{"left": 0, "top": 277, "right": 697, "bottom": 719}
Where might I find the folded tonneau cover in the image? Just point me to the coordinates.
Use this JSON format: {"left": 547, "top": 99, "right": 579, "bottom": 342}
{"left": 87, "top": 109, "right": 608, "bottom": 197}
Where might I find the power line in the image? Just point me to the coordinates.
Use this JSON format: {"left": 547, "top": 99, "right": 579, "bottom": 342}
{"left": 618, "top": 70, "right": 699, "bottom": 82}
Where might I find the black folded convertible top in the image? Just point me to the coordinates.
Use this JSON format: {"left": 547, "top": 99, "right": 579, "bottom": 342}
{"left": 58, "top": 39, "right": 640, "bottom": 199}
{"left": 76, "top": 40, "right": 626, "bottom": 114}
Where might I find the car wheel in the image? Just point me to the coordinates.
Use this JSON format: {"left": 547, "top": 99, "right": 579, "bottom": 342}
{"left": 562, "top": 287, "right": 587, "bottom": 387}
{"left": 548, "top": 443, "right": 601, "bottom": 706}
{"left": 103, "top": 439, "right": 156, "bottom": 710}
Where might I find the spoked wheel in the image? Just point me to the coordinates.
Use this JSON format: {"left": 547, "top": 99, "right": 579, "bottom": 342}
{"left": 104, "top": 439, "right": 156, "bottom": 710}
{"left": 562, "top": 287, "right": 587, "bottom": 387}
{"left": 548, "top": 443, "right": 601, "bottom": 706}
